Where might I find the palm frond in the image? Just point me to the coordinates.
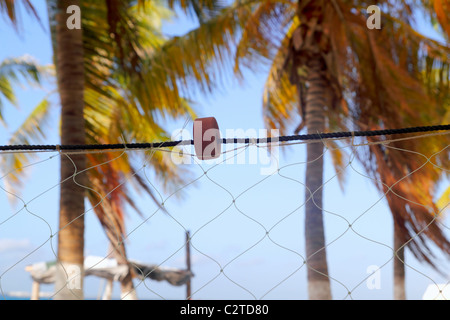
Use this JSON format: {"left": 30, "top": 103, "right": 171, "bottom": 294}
{"left": 1, "top": 96, "right": 53, "bottom": 203}
{"left": 262, "top": 26, "right": 299, "bottom": 135}
{"left": 142, "top": 0, "right": 270, "bottom": 101}
{"left": 167, "top": 0, "right": 228, "bottom": 23}
{"left": 419, "top": 0, "right": 450, "bottom": 40}
{"left": 436, "top": 185, "right": 450, "bottom": 214}
{"left": 0, "top": 56, "right": 47, "bottom": 112}
{"left": 80, "top": 0, "right": 198, "bottom": 241}
{"left": 367, "top": 142, "right": 450, "bottom": 271}
{"left": 233, "top": 0, "right": 294, "bottom": 77}
{"left": 0, "top": 0, "right": 40, "bottom": 29}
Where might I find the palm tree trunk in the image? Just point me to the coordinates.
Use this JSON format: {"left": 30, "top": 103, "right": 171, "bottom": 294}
{"left": 304, "top": 57, "right": 332, "bottom": 300}
{"left": 53, "top": 0, "right": 87, "bottom": 300}
{"left": 393, "top": 225, "right": 406, "bottom": 300}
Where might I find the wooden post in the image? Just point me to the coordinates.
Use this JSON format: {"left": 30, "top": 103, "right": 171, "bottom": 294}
{"left": 102, "top": 279, "right": 114, "bottom": 300}
{"left": 25, "top": 265, "right": 40, "bottom": 300}
{"left": 186, "top": 230, "right": 191, "bottom": 300}
{"left": 31, "top": 281, "right": 40, "bottom": 300}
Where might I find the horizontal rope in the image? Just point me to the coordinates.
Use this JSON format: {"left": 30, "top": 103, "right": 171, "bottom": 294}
{"left": 0, "top": 124, "right": 449, "bottom": 152}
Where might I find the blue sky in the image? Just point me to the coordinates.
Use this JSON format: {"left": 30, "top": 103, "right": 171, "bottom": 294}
{"left": 0, "top": 2, "right": 449, "bottom": 300}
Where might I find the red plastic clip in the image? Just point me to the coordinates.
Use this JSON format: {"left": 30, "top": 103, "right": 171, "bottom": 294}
{"left": 193, "top": 117, "right": 221, "bottom": 160}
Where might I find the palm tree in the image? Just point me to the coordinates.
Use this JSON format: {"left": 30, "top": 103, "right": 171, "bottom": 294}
{"left": 383, "top": 14, "right": 450, "bottom": 299}
{"left": 285, "top": 0, "right": 449, "bottom": 300}
{"left": 48, "top": 0, "right": 87, "bottom": 300}
{"left": 48, "top": 0, "right": 222, "bottom": 300}
{"left": 164, "top": 0, "right": 450, "bottom": 299}
{"left": 2, "top": 0, "right": 224, "bottom": 299}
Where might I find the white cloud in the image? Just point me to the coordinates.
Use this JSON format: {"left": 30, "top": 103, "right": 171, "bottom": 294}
{"left": 0, "top": 238, "right": 32, "bottom": 253}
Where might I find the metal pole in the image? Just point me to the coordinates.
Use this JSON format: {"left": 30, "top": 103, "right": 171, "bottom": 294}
{"left": 186, "top": 230, "right": 191, "bottom": 299}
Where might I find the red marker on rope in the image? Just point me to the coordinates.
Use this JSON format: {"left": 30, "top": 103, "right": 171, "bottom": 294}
{"left": 193, "top": 117, "right": 221, "bottom": 160}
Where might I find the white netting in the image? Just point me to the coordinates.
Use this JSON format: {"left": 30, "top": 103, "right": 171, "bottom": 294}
{"left": 0, "top": 129, "right": 449, "bottom": 300}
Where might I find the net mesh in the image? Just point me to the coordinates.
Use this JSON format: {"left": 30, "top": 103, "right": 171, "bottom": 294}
{"left": 0, "top": 129, "right": 449, "bottom": 300}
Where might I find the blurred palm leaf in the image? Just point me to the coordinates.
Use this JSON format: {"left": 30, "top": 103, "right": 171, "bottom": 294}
{"left": 167, "top": 0, "right": 228, "bottom": 22}
{"left": 0, "top": 56, "right": 47, "bottom": 124}
{"left": 0, "top": 55, "right": 50, "bottom": 203}
{"left": 0, "top": 0, "right": 40, "bottom": 29}
{"left": 2, "top": 96, "right": 52, "bottom": 202}
{"left": 436, "top": 185, "right": 450, "bottom": 214}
